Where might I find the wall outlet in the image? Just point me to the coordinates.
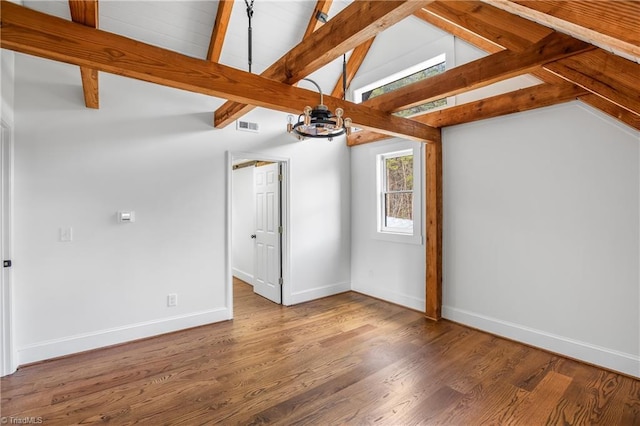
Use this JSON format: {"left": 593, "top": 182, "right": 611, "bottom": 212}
{"left": 167, "top": 293, "right": 178, "bottom": 307}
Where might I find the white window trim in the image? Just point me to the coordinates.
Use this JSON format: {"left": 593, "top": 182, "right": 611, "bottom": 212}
{"left": 372, "top": 141, "right": 423, "bottom": 245}
{"left": 354, "top": 53, "right": 446, "bottom": 104}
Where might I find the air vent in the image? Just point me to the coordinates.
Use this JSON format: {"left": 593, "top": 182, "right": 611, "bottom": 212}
{"left": 236, "top": 120, "right": 260, "bottom": 133}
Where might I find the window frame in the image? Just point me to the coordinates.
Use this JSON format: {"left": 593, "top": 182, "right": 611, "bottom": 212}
{"left": 373, "top": 141, "right": 423, "bottom": 245}
{"left": 353, "top": 53, "right": 448, "bottom": 118}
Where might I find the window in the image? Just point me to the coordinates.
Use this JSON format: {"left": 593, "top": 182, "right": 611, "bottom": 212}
{"left": 354, "top": 54, "right": 447, "bottom": 118}
{"left": 374, "top": 142, "right": 423, "bottom": 244}
{"left": 379, "top": 150, "right": 414, "bottom": 234}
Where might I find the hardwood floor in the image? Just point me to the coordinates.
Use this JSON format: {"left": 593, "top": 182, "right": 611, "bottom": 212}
{"left": 2, "top": 279, "right": 639, "bottom": 425}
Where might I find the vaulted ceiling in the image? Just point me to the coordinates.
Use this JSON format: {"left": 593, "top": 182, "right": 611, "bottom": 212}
{"left": 2, "top": 0, "right": 639, "bottom": 145}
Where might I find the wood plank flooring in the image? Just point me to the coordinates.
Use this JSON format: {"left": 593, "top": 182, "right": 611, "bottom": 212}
{"left": 2, "top": 279, "right": 639, "bottom": 425}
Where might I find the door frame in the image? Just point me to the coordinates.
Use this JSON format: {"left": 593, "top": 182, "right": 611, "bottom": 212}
{"left": 1, "top": 120, "right": 16, "bottom": 376}
{"left": 226, "top": 151, "right": 291, "bottom": 317}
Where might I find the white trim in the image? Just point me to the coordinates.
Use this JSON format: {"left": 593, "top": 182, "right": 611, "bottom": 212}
{"left": 353, "top": 285, "right": 424, "bottom": 312}
{"left": 232, "top": 268, "right": 254, "bottom": 286}
{"left": 0, "top": 120, "right": 16, "bottom": 376}
{"left": 227, "top": 151, "right": 291, "bottom": 308}
{"left": 353, "top": 53, "right": 446, "bottom": 104}
{"left": 443, "top": 306, "right": 640, "bottom": 378}
{"left": 18, "top": 308, "right": 230, "bottom": 365}
{"left": 290, "top": 281, "right": 351, "bottom": 305}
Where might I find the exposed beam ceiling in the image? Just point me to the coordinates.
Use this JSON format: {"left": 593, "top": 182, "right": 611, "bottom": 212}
{"left": 213, "top": 0, "right": 432, "bottom": 128}
{"left": 3, "top": 0, "right": 638, "bottom": 140}
{"left": 209, "top": 0, "right": 333, "bottom": 129}
{"left": 363, "top": 31, "right": 593, "bottom": 113}
{"left": 486, "top": 0, "right": 640, "bottom": 63}
{"left": 545, "top": 50, "right": 640, "bottom": 116}
{"left": 348, "top": 83, "right": 588, "bottom": 146}
{"left": 331, "top": 36, "right": 375, "bottom": 99}
{"left": 207, "top": 0, "right": 233, "bottom": 63}
{"left": 580, "top": 94, "right": 640, "bottom": 131}
{"left": 349, "top": 0, "right": 639, "bottom": 144}
{"left": 0, "top": 1, "right": 440, "bottom": 143}
{"left": 303, "top": 0, "right": 333, "bottom": 39}
{"left": 421, "top": 0, "right": 552, "bottom": 52}
{"left": 427, "top": 1, "right": 640, "bottom": 123}
{"left": 68, "top": 0, "right": 99, "bottom": 109}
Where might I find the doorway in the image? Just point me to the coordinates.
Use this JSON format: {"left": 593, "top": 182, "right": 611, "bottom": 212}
{"left": 1, "top": 121, "right": 15, "bottom": 376}
{"left": 227, "top": 152, "right": 290, "bottom": 317}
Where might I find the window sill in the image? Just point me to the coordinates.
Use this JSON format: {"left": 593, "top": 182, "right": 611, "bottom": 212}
{"left": 372, "top": 231, "right": 423, "bottom": 245}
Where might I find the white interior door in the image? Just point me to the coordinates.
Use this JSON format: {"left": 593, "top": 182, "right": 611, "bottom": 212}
{"left": 253, "top": 162, "right": 282, "bottom": 304}
{"left": 1, "top": 122, "right": 15, "bottom": 376}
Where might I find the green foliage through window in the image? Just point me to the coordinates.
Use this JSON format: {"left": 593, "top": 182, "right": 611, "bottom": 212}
{"left": 383, "top": 154, "right": 413, "bottom": 226}
{"left": 361, "top": 62, "right": 446, "bottom": 117}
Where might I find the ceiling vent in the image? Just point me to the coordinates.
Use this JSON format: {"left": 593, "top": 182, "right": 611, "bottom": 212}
{"left": 236, "top": 120, "right": 260, "bottom": 133}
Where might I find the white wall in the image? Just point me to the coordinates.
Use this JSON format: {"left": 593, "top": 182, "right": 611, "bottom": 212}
{"left": 443, "top": 103, "right": 639, "bottom": 377}
{"left": 1, "top": 48, "right": 17, "bottom": 376}
{"left": 12, "top": 53, "right": 351, "bottom": 364}
{"left": 350, "top": 26, "right": 640, "bottom": 376}
{"left": 1, "top": 49, "right": 15, "bottom": 126}
{"left": 232, "top": 166, "right": 255, "bottom": 284}
{"left": 351, "top": 139, "right": 426, "bottom": 311}
{"left": 353, "top": 108, "right": 640, "bottom": 378}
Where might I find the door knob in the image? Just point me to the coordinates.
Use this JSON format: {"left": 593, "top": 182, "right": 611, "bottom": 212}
{"left": 250, "top": 234, "right": 257, "bottom": 239}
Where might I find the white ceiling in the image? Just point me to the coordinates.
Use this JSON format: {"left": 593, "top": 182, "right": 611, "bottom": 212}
{"left": 23, "top": 0, "right": 355, "bottom": 93}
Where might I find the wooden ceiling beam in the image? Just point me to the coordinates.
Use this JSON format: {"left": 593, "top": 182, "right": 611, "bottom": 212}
{"left": 259, "top": 1, "right": 431, "bottom": 87}
{"left": 424, "top": 0, "right": 552, "bottom": 52}
{"left": 206, "top": 0, "right": 233, "bottom": 62}
{"left": 579, "top": 94, "right": 640, "bottom": 131}
{"left": 363, "top": 31, "right": 593, "bottom": 113}
{"left": 331, "top": 36, "right": 375, "bottom": 99}
{"left": 0, "top": 1, "right": 439, "bottom": 143}
{"left": 413, "top": 7, "right": 502, "bottom": 54}
{"left": 68, "top": 0, "right": 99, "bottom": 109}
{"left": 421, "top": 0, "right": 639, "bottom": 128}
{"left": 355, "top": 0, "right": 637, "bottom": 146}
{"left": 416, "top": 2, "right": 562, "bottom": 85}
{"left": 545, "top": 50, "right": 640, "bottom": 116}
{"left": 487, "top": 0, "right": 640, "bottom": 62}
{"left": 207, "top": 0, "right": 332, "bottom": 129}
{"left": 303, "top": 0, "right": 333, "bottom": 39}
{"left": 213, "top": 0, "right": 432, "bottom": 128}
{"left": 347, "top": 82, "right": 587, "bottom": 146}
{"left": 416, "top": 82, "right": 586, "bottom": 127}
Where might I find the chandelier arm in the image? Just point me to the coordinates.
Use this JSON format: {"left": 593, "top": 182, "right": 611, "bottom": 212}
{"left": 301, "top": 78, "right": 324, "bottom": 106}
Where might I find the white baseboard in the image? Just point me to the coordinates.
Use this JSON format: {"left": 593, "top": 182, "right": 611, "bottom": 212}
{"left": 352, "top": 284, "right": 425, "bottom": 312}
{"left": 443, "top": 306, "right": 640, "bottom": 378}
{"left": 17, "top": 308, "right": 231, "bottom": 366}
{"left": 232, "top": 268, "right": 253, "bottom": 286}
{"left": 289, "top": 281, "right": 351, "bottom": 305}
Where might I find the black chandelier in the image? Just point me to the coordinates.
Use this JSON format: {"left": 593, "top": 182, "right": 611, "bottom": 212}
{"left": 287, "top": 79, "right": 352, "bottom": 141}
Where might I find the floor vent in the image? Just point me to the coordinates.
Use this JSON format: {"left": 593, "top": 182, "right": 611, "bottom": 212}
{"left": 236, "top": 120, "right": 260, "bottom": 133}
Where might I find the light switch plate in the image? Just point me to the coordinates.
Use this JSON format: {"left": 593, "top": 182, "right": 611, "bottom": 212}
{"left": 118, "top": 211, "right": 136, "bottom": 223}
{"left": 59, "top": 227, "right": 73, "bottom": 242}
